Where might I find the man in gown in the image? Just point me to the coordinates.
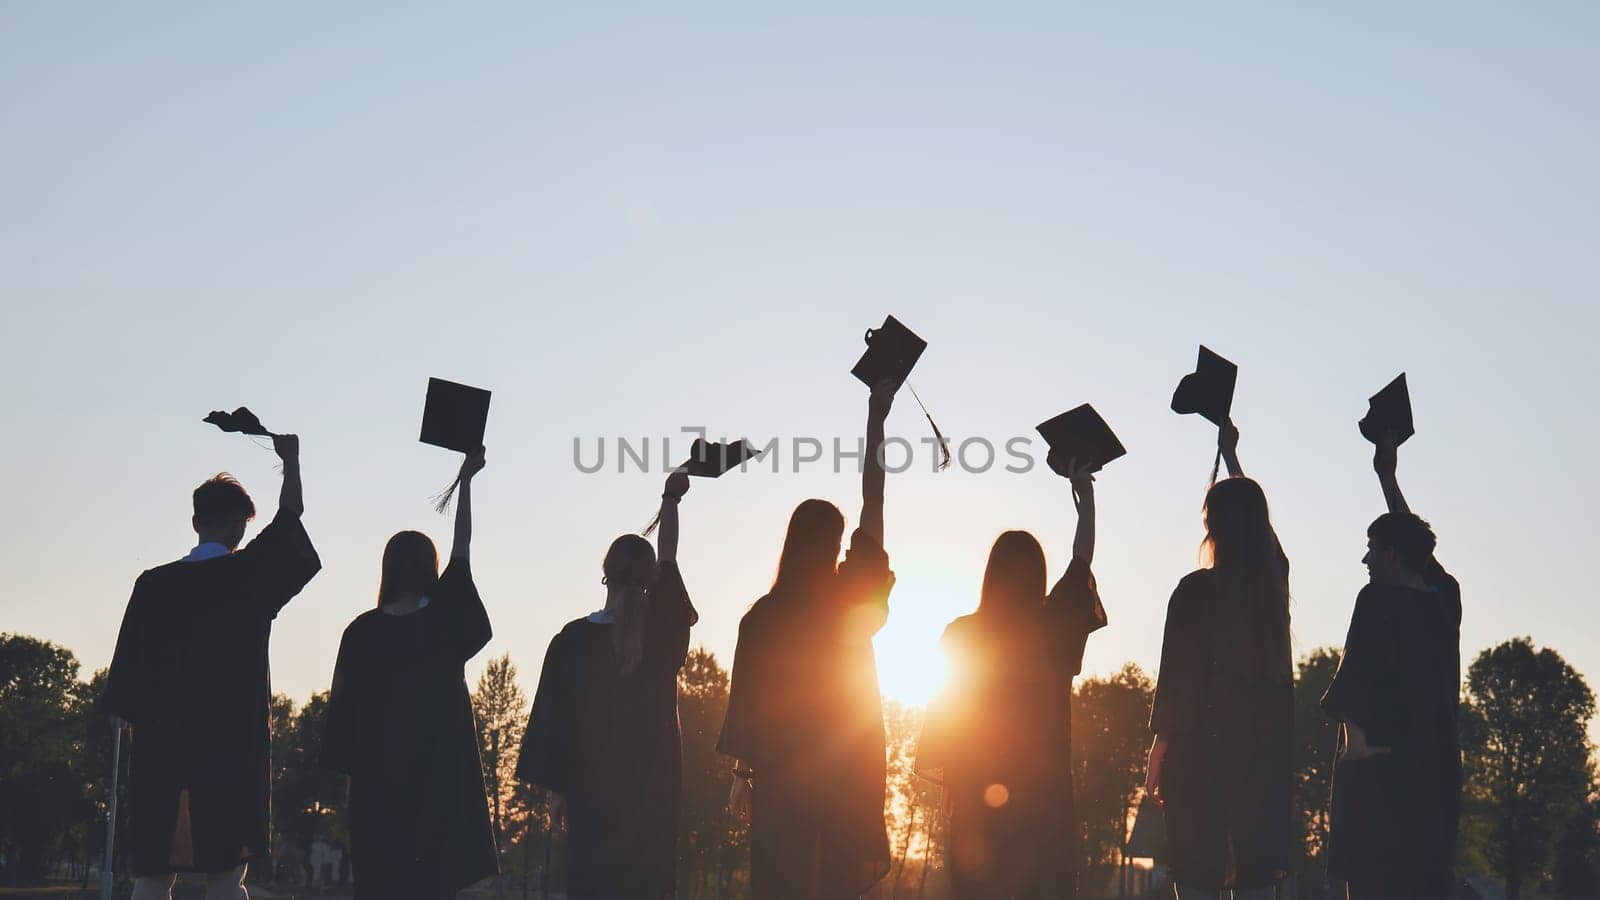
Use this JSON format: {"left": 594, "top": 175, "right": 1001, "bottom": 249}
{"left": 104, "top": 434, "right": 321, "bottom": 899}
{"left": 1321, "top": 433, "right": 1461, "bottom": 900}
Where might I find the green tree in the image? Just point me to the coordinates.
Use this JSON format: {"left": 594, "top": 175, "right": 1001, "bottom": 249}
{"left": 1071, "top": 662, "right": 1155, "bottom": 891}
{"left": 1461, "top": 637, "right": 1596, "bottom": 900}
{"left": 1292, "top": 647, "right": 1341, "bottom": 871}
{"left": 473, "top": 653, "right": 530, "bottom": 875}
{"left": 0, "top": 633, "right": 93, "bottom": 884}
{"left": 677, "top": 646, "right": 743, "bottom": 898}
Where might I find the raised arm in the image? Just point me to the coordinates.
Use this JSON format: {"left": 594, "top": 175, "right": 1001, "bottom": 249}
{"left": 272, "top": 433, "right": 304, "bottom": 517}
{"left": 1068, "top": 460, "right": 1096, "bottom": 565}
{"left": 1219, "top": 419, "right": 1244, "bottom": 479}
{"left": 860, "top": 380, "right": 895, "bottom": 544}
{"left": 1373, "top": 432, "right": 1410, "bottom": 515}
{"left": 656, "top": 470, "right": 690, "bottom": 566}
{"left": 451, "top": 447, "right": 487, "bottom": 560}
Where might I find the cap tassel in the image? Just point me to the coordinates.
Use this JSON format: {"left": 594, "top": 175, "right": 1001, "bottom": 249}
{"left": 908, "top": 385, "right": 951, "bottom": 471}
{"left": 640, "top": 510, "right": 662, "bottom": 537}
{"left": 431, "top": 475, "right": 462, "bottom": 515}
{"left": 1207, "top": 446, "right": 1223, "bottom": 488}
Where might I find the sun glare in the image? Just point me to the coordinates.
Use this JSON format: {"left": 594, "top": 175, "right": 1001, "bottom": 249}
{"left": 873, "top": 578, "right": 971, "bottom": 708}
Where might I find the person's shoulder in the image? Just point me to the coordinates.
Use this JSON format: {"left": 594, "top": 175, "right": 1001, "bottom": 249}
{"left": 342, "top": 609, "right": 387, "bottom": 636}
{"left": 739, "top": 593, "right": 781, "bottom": 629}
{"left": 942, "top": 613, "right": 980, "bottom": 639}
{"left": 558, "top": 616, "right": 600, "bottom": 637}
{"left": 132, "top": 559, "right": 196, "bottom": 595}
{"left": 1174, "top": 568, "right": 1214, "bottom": 594}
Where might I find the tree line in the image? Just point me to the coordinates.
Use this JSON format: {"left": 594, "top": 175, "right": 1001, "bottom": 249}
{"left": 1, "top": 631, "right": 1596, "bottom": 897}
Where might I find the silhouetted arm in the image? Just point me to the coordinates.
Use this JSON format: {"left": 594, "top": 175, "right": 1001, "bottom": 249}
{"left": 1069, "top": 463, "right": 1095, "bottom": 565}
{"left": 451, "top": 448, "right": 486, "bottom": 560}
{"left": 861, "top": 381, "right": 895, "bottom": 544}
{"left": 272, "top": 434, "right": 303, "bottom": 517}
{"left": 657, "top": 471, "right": 689, "bottom": 566}
{"left": 1373, "top": 433, "right": 1410, "bottom": 515}
{"left": 1219, "top": 420, "right": 1244, "bottom": 478}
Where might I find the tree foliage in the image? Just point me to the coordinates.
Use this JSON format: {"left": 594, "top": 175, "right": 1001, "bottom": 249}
{"left": 1461, "top": 637, "right": 1597, "bottom": 900}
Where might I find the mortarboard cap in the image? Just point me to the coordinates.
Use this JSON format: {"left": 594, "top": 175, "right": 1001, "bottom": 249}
{"left": 1171, "top": 345, "right": 1237, "bottom": 427}
{"left": 1125, "top": 795, "right": 1165, "bottom": 860}
{"left": 851, "top": 315, "right": 927, "bottom": 389}
{"left": 204, "top": 407, "right": 272, "bottom": 437}
{"left": 1036, "top": 404, "right": 1126, "bottom": 475}
{"left": 1359, "top": 373, "right": 1414, "bottom": 445}
{"left": 420, "top": 378, "right": 491, "bottom": 454}
{"left": 683, "top": 438, "right": 765, "bottom": 477}
{"left": 420, "top": 378, "right": 491, "bottom": 514}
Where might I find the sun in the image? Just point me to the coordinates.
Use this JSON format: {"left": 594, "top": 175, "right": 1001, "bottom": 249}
{"left": 872, "top": 578, "right": 971, "bottom": 708}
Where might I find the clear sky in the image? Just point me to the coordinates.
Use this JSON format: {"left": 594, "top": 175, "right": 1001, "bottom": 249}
{"left": 3, "top": 4, "right": 1595, "bottom": 728}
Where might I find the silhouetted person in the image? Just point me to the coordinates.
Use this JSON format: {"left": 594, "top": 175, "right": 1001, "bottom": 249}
{"left": 104, "top": 434, "right": 320, "bottom": 900}
{"left": 917, "top": 457, "right": 1107, "bottom": 899}
{"left": 718, "top": 382, "right": 898, "bottom": 900}
{"left": 321, "top": 448, "right": 497, "bottom": 899}
{"left": 1321, "top": 432, "right": 1461, "bottom": 900}
{"left": 515, "top": 471, "right": 699, "bottom": 900}
{"left": 1145, "top": 423, "right": 1292, "bottom": 900}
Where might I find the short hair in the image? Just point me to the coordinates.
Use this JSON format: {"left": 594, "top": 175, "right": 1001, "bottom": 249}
{"left": 193, "top": 473, "right": 255, "bottom": 526}
{"left": 1368, "top": 512, "right": 1436, "bottom": 573}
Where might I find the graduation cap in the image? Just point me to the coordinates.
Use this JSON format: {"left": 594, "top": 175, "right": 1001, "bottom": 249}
{"left": 851, "top": 315, "right": 927, "bottom": 390}
{"left": 1036, "top": 404, "right": 1126, "bottom": 475}
{"left": 420, "top": 378, "right": 491, "bottom": 512}
{"left": 850, "top": 315, "right": 950, "bottom": 470}
{"left": 1125, "top": 795, "right": 1165, "bottom": 860}
{"left": 684, "top": 438, "right": 765, "bottom": 477}
{"left": 204, "top": 407, "right": 273, "bottom": 438}
{"left": 1170, "top": 345, "right": 1237, "bottom": 427}
{"left": 642, "top": 437, "right": 767, "bottom": 535}
{"left": 1359, "top": 373, "right": 1414, "bottom": 445}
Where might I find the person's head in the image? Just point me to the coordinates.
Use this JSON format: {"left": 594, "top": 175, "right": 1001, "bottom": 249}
{"left": 603, "top": 534, "right": 659, "bottom": 675}
{"left": 1201, "top": 476, "right": 1291, "bottom": 676}
{"left": 771, "top": 499, "right": 846, "bottom": 594}
{"left": 978, "top": 530, "right": 1047, "bottom": 618}
{"left": 1364, "top": 512, "right": 1436, "bottom": 585}
{"left": 377, "top": 531, "right": 440, "bottom": 608}
{"left": 192, "top": 473, "right": 255, "bottom": 550}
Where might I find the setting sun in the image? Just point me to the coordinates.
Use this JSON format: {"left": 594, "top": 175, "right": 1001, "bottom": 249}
{"left": 874, "top": 575, "right": 972, "bottom": 708}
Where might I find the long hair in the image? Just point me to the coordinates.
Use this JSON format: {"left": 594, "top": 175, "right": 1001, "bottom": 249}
{"left": 770, "top": 499, "right": 846, "bottom": 596}
{"left": 977, "top": 530, "right": 1047, "bottom": 619}
{"left": 378, "top": 530, "right": 440, "bottom": 608}
{"left": 1200, "top": 477, "right": 1291, "bottom": 679}
{"left": 603, "top": 534, "right": 659, "bottom": 676}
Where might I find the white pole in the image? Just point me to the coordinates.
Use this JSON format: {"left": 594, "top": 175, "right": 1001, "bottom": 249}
{"left": 100, "top": 721, "right": 124, "bottom": 900}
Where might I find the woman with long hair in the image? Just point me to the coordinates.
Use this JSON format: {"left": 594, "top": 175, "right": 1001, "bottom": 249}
{"left": 718, "top": 382, "right": 898, "bottom": 899}
{"left": 321, "top": 448, "right": 497, "bottom": 899}
{"left": 1145, "top": 424, "right": 1293, "bottom": 899}
{"left": 515, "top": 470, "right": 698, "bottom": 900}
{"left": 917, "top": 457, "right": 1107, "bottom": 899}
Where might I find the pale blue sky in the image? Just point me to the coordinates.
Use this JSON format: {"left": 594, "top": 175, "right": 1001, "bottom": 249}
{"left": 2, "top": 4, "right": 1596, "bottom": 722}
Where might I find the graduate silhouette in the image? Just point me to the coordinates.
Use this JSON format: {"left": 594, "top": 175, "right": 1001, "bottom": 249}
{"left": 1146, "top": 420, "right": 1295, "bottom": 900}
{"left": 516, "top": 468, "right": 701, "bottom": 900}
{"left": 321, "top": 446, "right": 498, "bottom": 899}
{"left": 916, "top": 432, "right": 1110, "bottom": 900}
{"left": 1322, "top": 380, "right": 1462, "bottom": 900}
{"left": 717, "top": 380, "right": 899, "bottom": 900}
{"left": 104, "top": 430, "right": 320, "bottom": 900}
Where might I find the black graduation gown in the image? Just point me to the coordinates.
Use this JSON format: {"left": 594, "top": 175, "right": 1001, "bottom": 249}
{"left": 515, "top": 561, "right": 698, "bottom": 900}
{"left": 103, "top": 511, "right": 321, "bottom": 876}
{"left": 321, "top": 558, "right": 499, "bottom": 899}
{"left": 916, "top": 556, "right": 1107, "bottom": 899}
{"left": 1149, "top": 569, "right": 1294, "bottom": 892}
{"left": 1320, "top": 560, "right": 1461, "bottom": 896}
{"left": 717, "top": 529, "right": 895, "bottom": 900}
